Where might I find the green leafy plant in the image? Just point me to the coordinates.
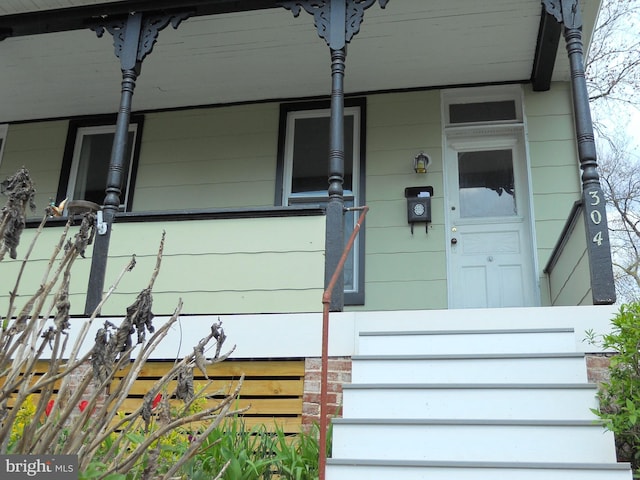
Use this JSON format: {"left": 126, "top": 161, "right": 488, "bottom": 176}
{"left": 273, "top": 422, "right": 327, "bottom": 480}
{"left": 177, "top": 416, "right": 326, "bottom": 480}
{"left": 590, "top": 302, "right": 640, "bottom": 473}
{"left": 194, "top": 417, "right": 276, "bottom": 480}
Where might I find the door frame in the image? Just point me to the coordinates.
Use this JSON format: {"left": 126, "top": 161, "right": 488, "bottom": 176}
{"left": 441, "top": 86, "right": 540, "bottom": 309}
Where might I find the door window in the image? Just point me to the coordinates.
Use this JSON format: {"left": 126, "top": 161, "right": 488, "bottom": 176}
{"left": 458, "top": 149, "right": 516, "bottom": 218}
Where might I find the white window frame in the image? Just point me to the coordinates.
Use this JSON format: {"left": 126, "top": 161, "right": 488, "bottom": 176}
{"left": 66, "top": 124, "right": 138, "bottom": 211}
{"left": 281, "top": 106, "right": 362, "bottom": 296}
{"left": 282, "top": 106, "right": 361, "bottom": 204}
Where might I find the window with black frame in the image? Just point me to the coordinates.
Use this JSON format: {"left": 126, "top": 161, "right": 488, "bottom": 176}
{"left": 57, "top": 116, "right": 143, "bottom": 213}
{"left": 276, "top": 100, "right": 366, "bottom": 305}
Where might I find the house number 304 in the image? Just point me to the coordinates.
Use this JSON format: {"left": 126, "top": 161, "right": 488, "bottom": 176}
{"left": 588, "top": 190, "right": 603, "bottom": 246}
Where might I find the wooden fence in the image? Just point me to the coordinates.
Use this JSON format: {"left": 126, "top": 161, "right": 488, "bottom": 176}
{"left": 4, "top": 358, "right": 305, "bottom": 434}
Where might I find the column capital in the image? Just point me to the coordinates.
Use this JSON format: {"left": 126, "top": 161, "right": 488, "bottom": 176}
{"left": 542, "top": 0, "right": 582, "bottom": 29}
{"left": 280, "top": 0, "right": 388, "bottom": 49}
{"left": 91, "top": 10, "right": 191, "bottom": 70}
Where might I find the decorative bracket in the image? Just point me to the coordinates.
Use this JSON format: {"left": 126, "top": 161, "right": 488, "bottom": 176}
{"left": 280, "top": 0, "right": 388, "bottom": 49}
{"left": 542, "top": 0, "right": 582, "bottom": 29}
{"left": 91, "top": 10, "right": 192, "bottom": 70}
{"left": 137, "top": 12, "right": 192, "bottom": 63}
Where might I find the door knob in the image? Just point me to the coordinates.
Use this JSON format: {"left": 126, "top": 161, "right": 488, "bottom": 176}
{"left": 451, "top": 238, "right": 458, "bottom": 245}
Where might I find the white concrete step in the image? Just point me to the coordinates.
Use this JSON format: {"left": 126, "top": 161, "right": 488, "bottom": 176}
{"left": 357, "top": 328, "right": 576, "bottom": 355}
{"left": 331, "top": 419, "right": 618, "bottom": 464}
{"left": 341, "top": 383, "right": 599, "bottom": 420}
{"left": 351, "top": 352, "right": 587, "bottom": 384}
{"left": 327, "top": 320, "right": 632, "bottom": 480}
{"left": 326, "top": 459, "right": 633, "bottom": 480}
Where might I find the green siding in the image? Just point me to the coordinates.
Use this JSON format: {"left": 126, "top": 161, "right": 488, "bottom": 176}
{"left": 134, "top": 104, "right": 279, "bottom": 211}
{"left": 524, "top": 83, "right": 583, "bottom": 304}
{"left": 363, "top": 280, "right": 448, "bottom": 311}
{"left": 0, "top": 121, "right": 69, "bottom": 217}
{"left": 547, "top": 209, "right": 592, "bottom": 306}
{"left": 0, "top": 84, "right": 588, "bottom": 314}
{"left": 109, "top": 216, "right": 325, "bottom": 315}
{"left": 1, "top": 216, "right": 325, "bottom": 316}
{"left": 0, "top": 225, "right": 93, "bottom": 318}
{"left": 349, "top": 90, "right": 448, "bottom": 311}
{"left": 354, "top": 85, "right": 584, "bottom": 311}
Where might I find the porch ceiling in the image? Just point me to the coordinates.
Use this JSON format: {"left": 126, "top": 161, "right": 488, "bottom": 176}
{"left": 0, "top": 0, "right": 600, "bottom": 123}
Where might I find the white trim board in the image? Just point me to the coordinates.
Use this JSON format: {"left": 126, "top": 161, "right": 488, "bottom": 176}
{"left": 37, "top": 305, "right": 620, "bottom": 360}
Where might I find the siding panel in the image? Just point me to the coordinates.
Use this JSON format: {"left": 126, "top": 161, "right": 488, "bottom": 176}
{"left": 1, "top": 215, "right": 325, "bottom": 316}
{"left": 134, "top": 105, "right": 278, "bottom": 211}
{"left": 547, "top": 211, "right": 592, "bottom": 306}
{"left": 524, "top": 84, "right": 583, "bottom": 305}
{"left": 353, "top": 90, "right": 447, "bottom": 311}
{"left": 0, "top": 84, "right": 586, "bottom": 313}
{"left": 0, "top": 121, "right": 68, "bottom": 216}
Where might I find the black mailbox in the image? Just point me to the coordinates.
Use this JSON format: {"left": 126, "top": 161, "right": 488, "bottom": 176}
{"left": 405, "top": 186, "right": 433, "bottom": 234}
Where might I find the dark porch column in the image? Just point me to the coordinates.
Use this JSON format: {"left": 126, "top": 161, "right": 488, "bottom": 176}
{"left": 325, "top": 45, "right": 347, "bottom": 310}
{"left": 282, "top": 0, "right": 387, "bottom": 311}
{"left": 85, "top": 11, "right": 191, "bottom": 314}
{"left": 542, "top": 0, "right": 616, "bottom": 304}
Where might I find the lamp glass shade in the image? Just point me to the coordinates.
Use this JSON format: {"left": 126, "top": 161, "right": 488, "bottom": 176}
{"left": 413, "top": 152, "right": 430, "bottom": 174}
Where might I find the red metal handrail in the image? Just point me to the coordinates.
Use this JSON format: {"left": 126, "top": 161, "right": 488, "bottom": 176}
{"left": 319, "top": 205, "right": 369, "bottom": 480}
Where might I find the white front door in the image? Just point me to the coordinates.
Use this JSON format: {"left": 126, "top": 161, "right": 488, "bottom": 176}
{"left": 446, "top": 132, "right": 537, "bottom": 308}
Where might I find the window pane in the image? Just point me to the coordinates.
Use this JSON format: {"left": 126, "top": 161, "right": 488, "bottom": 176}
{"left": 291, "top": 115, "right": 353, "bottom": 196}
{"left": 73, "top": 131, "right": 134, "bottom": 206}
{"left": 342, "top": 200, "right": 356, "bottom": 291}
{"left": 449, "top": 101, "right": 516, "bottom": 124}
{"left": 458, "top": 149, "right": 516, "bottom": 218}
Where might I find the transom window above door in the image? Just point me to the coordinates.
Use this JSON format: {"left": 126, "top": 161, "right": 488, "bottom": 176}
{"left": 443, "top": 86, "right": 523, "bottom": 127}
{"left": 449, "top": 101, "right": 517, "bottom": 125}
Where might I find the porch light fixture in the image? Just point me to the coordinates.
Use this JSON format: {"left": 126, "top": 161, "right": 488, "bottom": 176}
{"left": 413, "top": 151, "right": 431, "bottom": 174}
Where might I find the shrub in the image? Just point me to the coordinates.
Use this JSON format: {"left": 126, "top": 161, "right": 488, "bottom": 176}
{"left": 589, "top": 302, "right": 640, "bottom": 473}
